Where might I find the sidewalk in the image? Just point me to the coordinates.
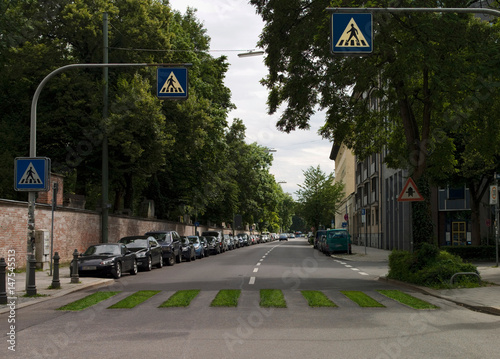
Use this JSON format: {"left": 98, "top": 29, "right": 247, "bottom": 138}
{"left": 335, "top": 244, "right": 500, "bottom": 315}
{"left": 0, "top": 266, "right": 113, "bottom": 314}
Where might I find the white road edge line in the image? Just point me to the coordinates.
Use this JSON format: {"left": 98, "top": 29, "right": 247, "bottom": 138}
{"left": 249, "top": 277, "right": 256, "bottom": 284}
{"left": 253, "top": 268, "right": 259, "bottom": 273}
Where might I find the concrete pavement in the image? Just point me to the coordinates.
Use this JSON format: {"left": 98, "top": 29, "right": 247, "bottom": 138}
{"left": 0, "top": 266, "right": 113, "bottom": 314}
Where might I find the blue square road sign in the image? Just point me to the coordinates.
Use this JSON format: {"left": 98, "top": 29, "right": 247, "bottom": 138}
{"left": 14, "top": 157, "right": 51, "bottom": 191}
{"left": 157, "top": 67, "right": 189, "bottom": 99}
{"left": 331, "top": 13, "right": 373, "bottom": 54}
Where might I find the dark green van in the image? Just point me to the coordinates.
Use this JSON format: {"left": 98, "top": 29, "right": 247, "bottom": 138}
{"left": 325, "top": 229, "right": 351, "bottom": 255}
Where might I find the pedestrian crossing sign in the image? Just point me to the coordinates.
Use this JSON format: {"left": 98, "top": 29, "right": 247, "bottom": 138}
{"left": 157, "top": 67, "right": 188, "bottom": 100}
{"left": 331, "top": 13, "right": 372, "bottom": 54}
{"left": 14, "top": 157, "right": 51, "bottom": 191}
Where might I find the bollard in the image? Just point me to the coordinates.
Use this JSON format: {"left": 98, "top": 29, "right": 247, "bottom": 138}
{"left": 71, "top": 249, "right": 79, "bottom": 284}
{"left": 51, "top": 252, "right": 60, "bottom": 289}
{"left": 0, "top": 258, "right": 7, "bottom": 304}
{"left": 26, "top": 254, "right": 37, "bottom": 296}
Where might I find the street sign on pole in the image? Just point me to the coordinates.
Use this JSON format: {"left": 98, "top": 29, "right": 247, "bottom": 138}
{"left": 14, "top": 157, "right": 50, "bottom": 192}
{"left": 157, "top": 67, "right": 188, "bottom": 100}
{"left": 331, "top": 13, "right": 373, "bottom": 54}
{"left": 398, "top": 177, "right": 424, "bottom": 202}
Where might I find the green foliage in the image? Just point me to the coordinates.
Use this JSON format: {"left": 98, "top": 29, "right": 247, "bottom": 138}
{"left": 0, "top": 0, "right": 293, "bottom": 230}
{"left": 296, "top": 165, "right": 344, "bottom": 231}
{"left": 388, "top": 244, "right": 481, "bottom": 288}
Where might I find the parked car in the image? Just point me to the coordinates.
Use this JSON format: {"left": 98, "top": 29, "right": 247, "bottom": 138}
{"left": 237, "top": 234, "right": 249, "bottom": 246}
{"left": 118, "top": 236, "right": 163, "bottom": 271}
{"left": 324, "top": 229, "right": 352, "bottom": 255}
{"left": 279, "top": 233, "right": 288, "bottom": 241}
{"left": 205, "top": 236, "right": 220, "bottom": 255}
{"left": 199, "top": 237, "right": 211, "bottom": 257}
{"left": 180, "top": 236, "right": 196, "bottom": 262}
{"left": 144, "top": 230, "right": 183, "bottom": 265}
{"left": 188, "top": 236, "right": 205, "bottom": 259}
{"left": 74, "top": 243, "right": 137, "bottom": 279}
{"left": 201, "top": 231, "right": 226, "bottom": 252}
{"left": 314, "top": 230, "right": 328, "bottom": 249}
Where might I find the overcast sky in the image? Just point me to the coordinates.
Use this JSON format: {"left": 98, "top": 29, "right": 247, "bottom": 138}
{"left": 169, "top": 0, "right": 334, "bottom": 199}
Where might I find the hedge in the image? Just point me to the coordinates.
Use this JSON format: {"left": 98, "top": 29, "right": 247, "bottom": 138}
{"left": 441, "top": 246, "right": 498, "bottom": 261}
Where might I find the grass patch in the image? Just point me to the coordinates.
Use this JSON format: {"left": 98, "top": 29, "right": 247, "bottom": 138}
{"left": 159, "top": 290, "right": 200, "bottom": 308}
{"left": 260, "top": 289, "right": 287, "bottom": 308}
{"left": 301, "top": 290, "right": 337, "bottom": 307}
{"left": 58, "top": 291, "right": 120, "bottom": 311}
{"left": 108, "top": 290, "right": 160, "bottom": 309}
{"left": 341, "top": 291, "right": 385, "bottom": 307}
{"left": 377, "top": 290, "right": 439, "bottom": 309}
{"left": 210, "top": 289, "right": 241, "bottom": 307}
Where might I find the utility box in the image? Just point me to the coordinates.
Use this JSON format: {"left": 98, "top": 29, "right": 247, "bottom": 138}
{"left": 35, "top": 229, "right": 50, "bottom": 270}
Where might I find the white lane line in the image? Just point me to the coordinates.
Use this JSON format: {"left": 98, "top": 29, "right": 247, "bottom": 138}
{"left": 359, "top": 272, "right": 369, "bottom": 276}
{"left": 259, "top": 259, "right": 264, "bottom": 262}
{"left": 256, "top": 262, "right": 261, "bottom": 266}
{"left": 351, "top": 268, "right": 360, "bottom": 271}
{"left": 339, "top": 262, "right": 346, "bottom": 265}
{"left": 253, "top": 268, "right": 259, "bottom": 273}
{"left": 249, "top": 277, "right": 256, "bottom": 284}
{"left": 345, "top": 265, "right": 353, "bottom": 268}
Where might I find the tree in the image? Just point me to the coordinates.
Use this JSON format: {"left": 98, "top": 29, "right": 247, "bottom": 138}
{"left": 296, "top": 166, "right": 344, "bottom": 231}
{"left": 250, "top": 0, "right": 500, "bottom": 244}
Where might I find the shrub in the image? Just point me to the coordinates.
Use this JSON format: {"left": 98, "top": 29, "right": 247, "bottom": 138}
{"left": 387, "top": 244, "right": 481, "bottom": 288}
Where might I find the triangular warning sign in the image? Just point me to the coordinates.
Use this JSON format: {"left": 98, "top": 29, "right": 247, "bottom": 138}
{"left": 335, "top": 18, "right": 370, "bottom": 47}
{"left": 18, "top": 162, "right": 43, "bottom": 185}
{"left": 398, "top": 178, "right": 424, "bottom": 202}
{"left": 159, "top": 72, "right": 185, "bottom": 94}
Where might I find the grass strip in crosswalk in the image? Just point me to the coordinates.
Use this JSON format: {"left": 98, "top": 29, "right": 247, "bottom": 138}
{"left": 377, "top": 290, "right": 439, "bottom": 309}
{"left": 260, "top": 289, "right": 287, "bottom": 308}
{"left": 58, "top": 291, "right": 121, "bottom": 311}
{"left": 210, "top": 289, "right": 241, "bottom": 307}
{"left": 341, "top": 291, "right": 385, "bottom": 307}
{"left": 108, "top": 290, "right": 161, "bottom": 309}
{"left": 159, "top": 290, "right": 201, "bottom": 308}
{"left": 301, "top": 290, "right": 337, "bottom": 307}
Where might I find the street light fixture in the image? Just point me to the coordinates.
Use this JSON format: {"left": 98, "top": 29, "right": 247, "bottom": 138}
{"left": 237, "top": 49, "right": 265, "bottom": 58}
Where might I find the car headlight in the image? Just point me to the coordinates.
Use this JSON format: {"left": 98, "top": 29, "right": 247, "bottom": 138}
{"left": 135, "top": 251, "right": 146, "bottom": 258}
{"left": 101, "top": 259, "right": 114, "bottom": 266}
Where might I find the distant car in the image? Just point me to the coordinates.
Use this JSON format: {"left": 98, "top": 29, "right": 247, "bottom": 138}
{"left": 188, "top": 236, "right": 205, "bottom": 259}
{"left": 74, "top": 243, "right": 137, "bottom": 279}
{"left": 202, "top": 231, "right": 226, "bottom": 252}
{"left": 199, "top": 237, "right": 211, "bottom": 257}
{"left": 279, "top": 233, "right": 288, "bottom": 241}
{"left": 144, "top": 230, "right": 183, "bottom": 265}
{"left": 118, "top": 236, "right": 163, "bottom": 271}
{"left": 324, "top": 229, "right": 352, "bottom": 255}
{"left": 180, "top": 237, "right": 196, "bottom": 262}
{"left": 205, "top": 236, "right": 220, "bottom": 255}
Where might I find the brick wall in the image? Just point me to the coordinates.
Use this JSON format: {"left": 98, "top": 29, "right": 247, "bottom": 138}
{"left": 0, "top": 199, "right": 230, "bottom": 268}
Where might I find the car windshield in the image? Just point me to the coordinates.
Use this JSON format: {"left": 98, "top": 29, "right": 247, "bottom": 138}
{"left": 123, "top": 239, "right": 148, "bottom": 248}
{"left": 84, "top": 245, "right": 120, "bottom": 256}
{"left": 148, "top": 233, "right": 167, "bottom": 241}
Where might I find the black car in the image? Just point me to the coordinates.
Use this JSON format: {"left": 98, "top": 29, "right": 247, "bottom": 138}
{"left": 144, "top": 230, "right": 182, "bottom": 266}
{"left": 74, "top": 243, "right": 137, "bottom": 279}
{"left": 118, "top": 236, "right": 163, "bottom": 271}
{"left": 180, "top": 236, "right": 196, "bottom": 262}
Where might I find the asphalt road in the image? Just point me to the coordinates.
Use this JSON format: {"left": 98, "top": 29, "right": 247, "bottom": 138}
{"left": 3, "top": 238, "right": 500, "bottom": 358}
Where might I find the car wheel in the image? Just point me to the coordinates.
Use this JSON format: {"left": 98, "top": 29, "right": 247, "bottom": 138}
{"left": 130, "top": 260, "right": 138, "bottom": 275}
{"left": 146, "top": 256, "right": 153, "bottom": 271}
{"left": 187, "top": 253, "right": 192, "bottom": 262}
{"left": 193, "top": 251, "right": 196, "bottom": 261}
{"left": 205, "top": 249, "right": 209, "bottom": 257}
{"left": 167, "top": 254, "right": 175, "bottom": 266}
{"left": 176, "top": 252, "right": 182, "bottom": 264}
{"left": 157, "top": 255, "right": 163, "bottom": 268}
{"left": 112, "top": 262, "right": 122, "bottom": 279}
